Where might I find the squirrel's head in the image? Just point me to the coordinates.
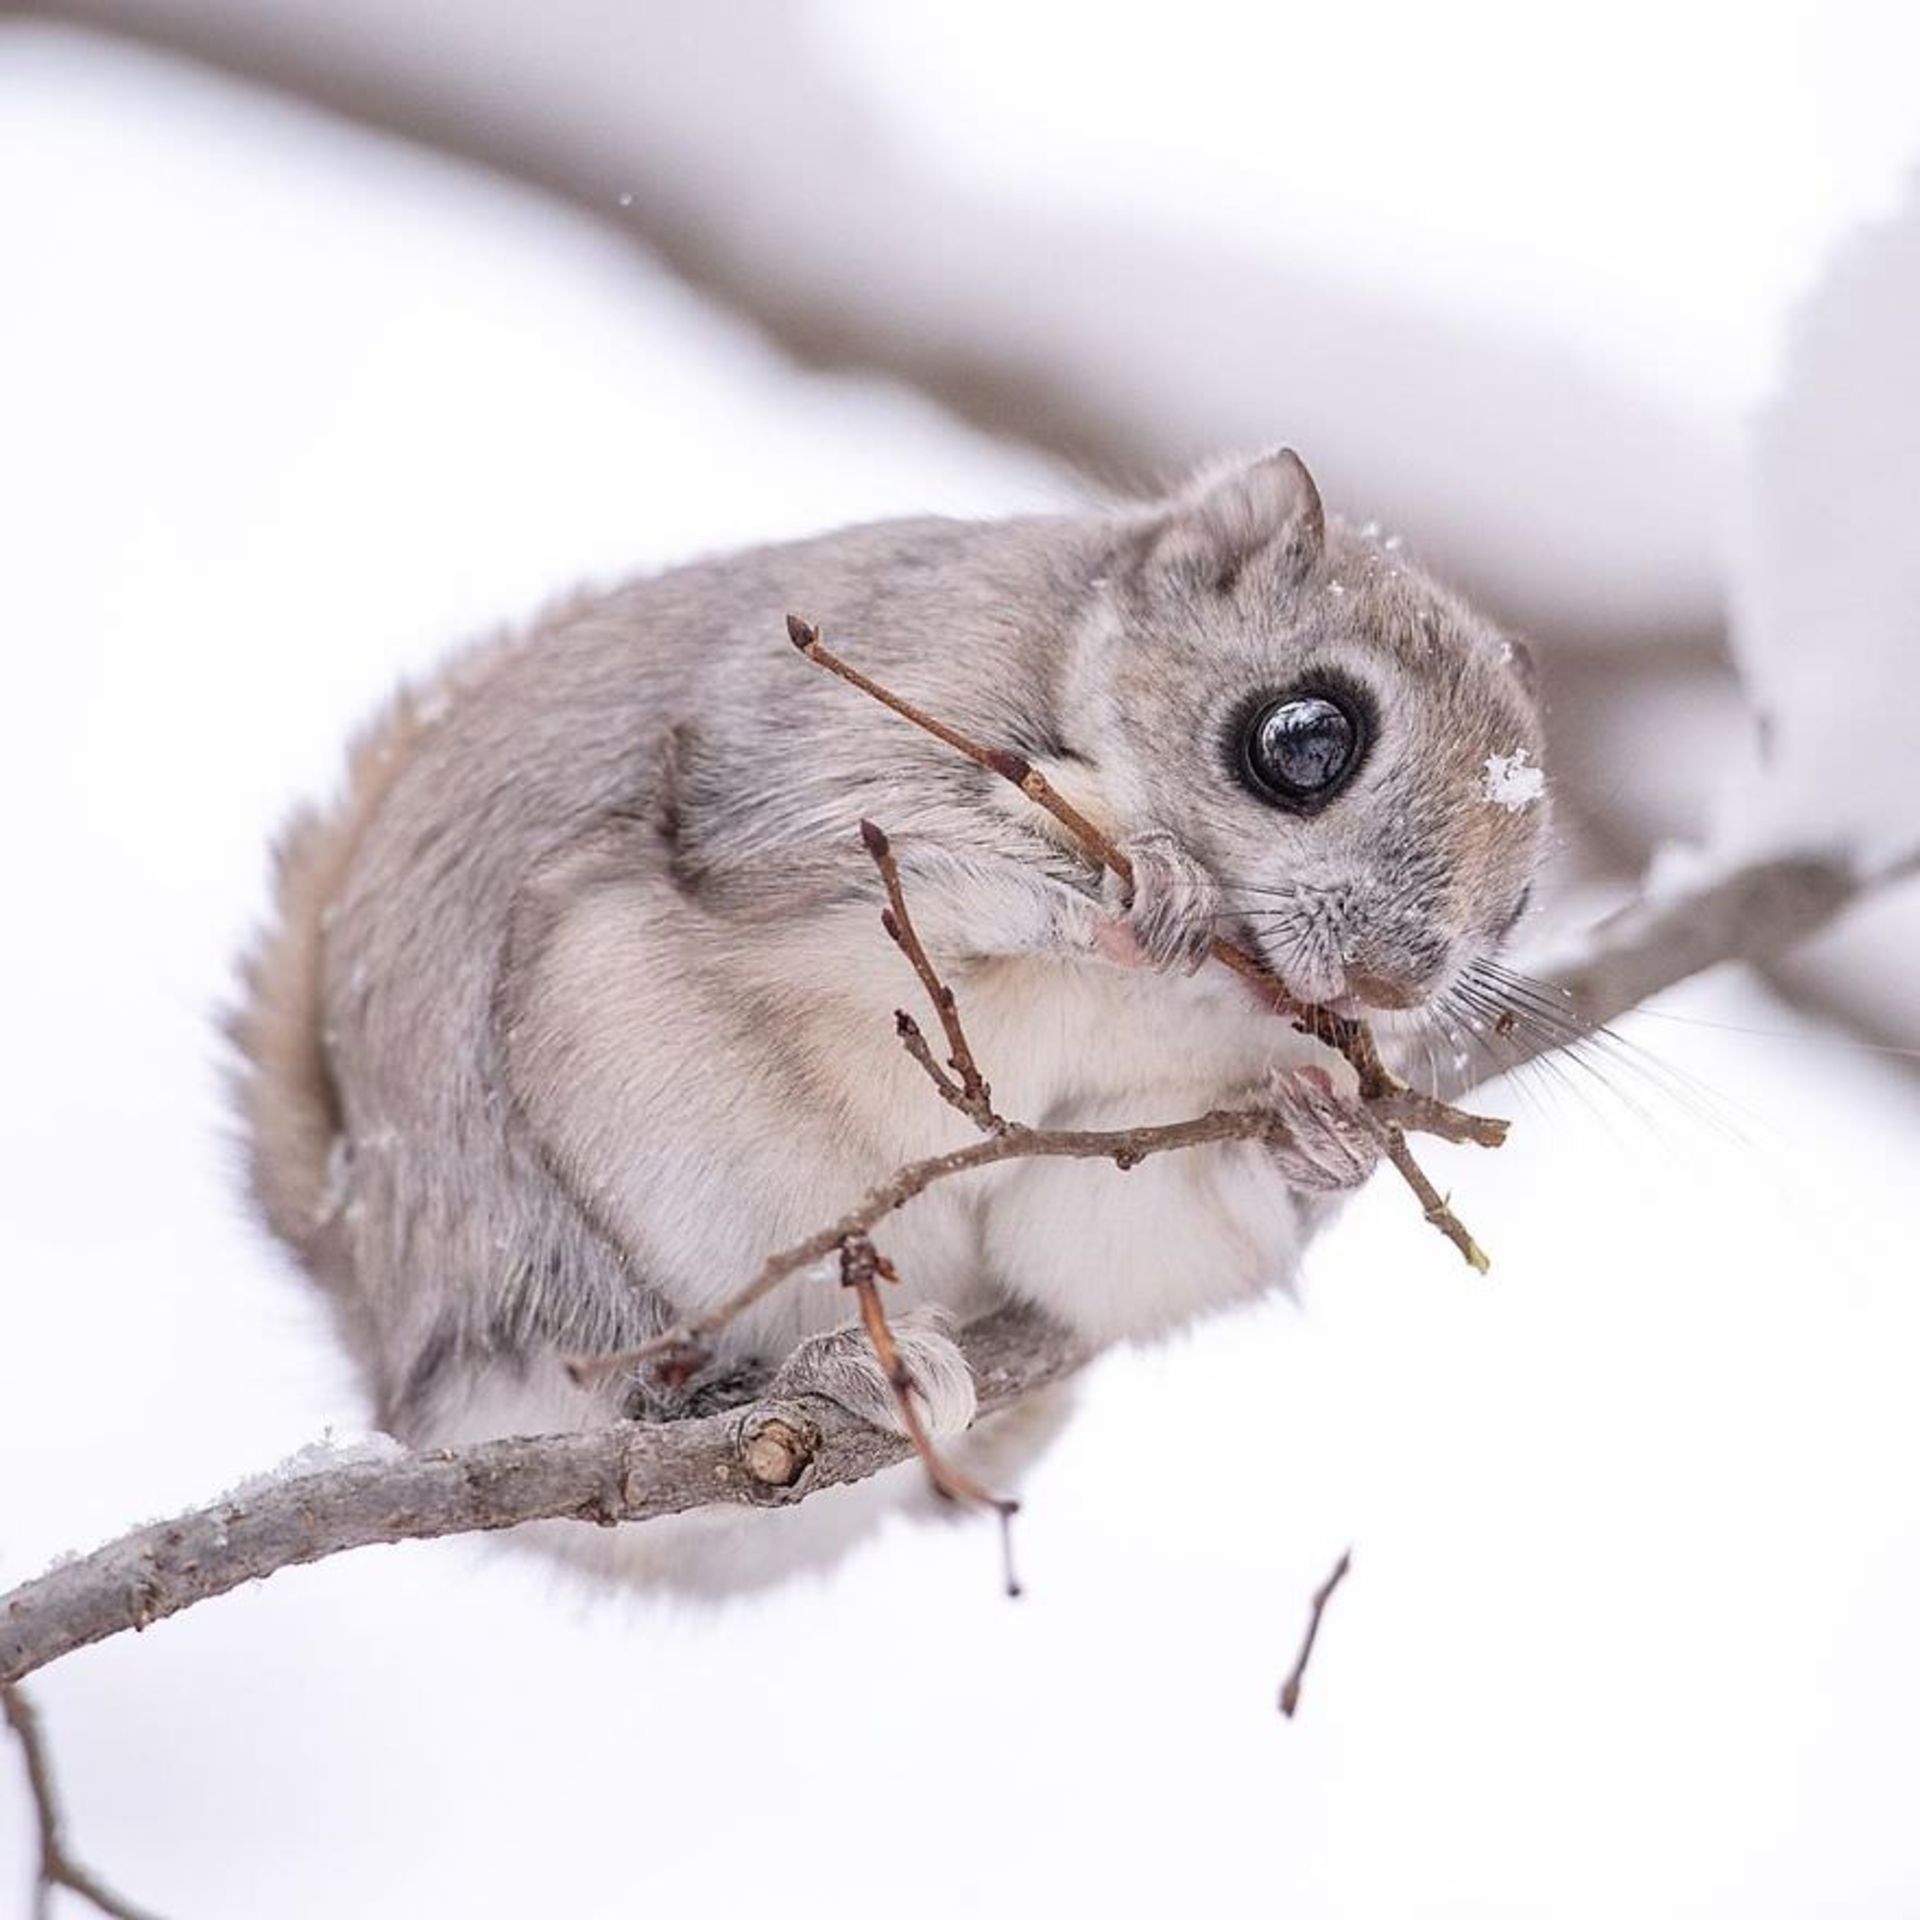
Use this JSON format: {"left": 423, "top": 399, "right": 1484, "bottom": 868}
{"left": 1071, "top": 449, "right": 1549, "bottom": 1012}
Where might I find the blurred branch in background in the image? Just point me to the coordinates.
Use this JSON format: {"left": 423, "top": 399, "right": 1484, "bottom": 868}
{"left": 0, "top": 2, "right": 1794, "bottom": 886}
{"left": 28, "top": 3, "right": 1727, "bottom": 659}
{"left": 1715, "top": 169, "right": 1920, "bottom": 1049}
{"left": 34, "top": 3, "right": 1918, "bottom": 1055}
{"left": 8, "top": 0, "right": 1915, "bottom": 1052}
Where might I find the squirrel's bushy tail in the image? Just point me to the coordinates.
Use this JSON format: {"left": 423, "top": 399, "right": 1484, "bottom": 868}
{"left": 225, "top": 685, "right": 430, "bottom": 1363}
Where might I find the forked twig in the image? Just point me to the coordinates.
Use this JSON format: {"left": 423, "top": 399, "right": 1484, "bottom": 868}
{"left": 566, "top": 1101, "right": 1296, "bottom": 1387}
{"left": 3, "top": 1681, "right": 165, "bottom": 1920}
{"left": 840, "top": 1235, "right": 1022, "bottom": 1596}
{"left": 860, "top": 818, "right": 1000, "bottom": 1130}
{"left": 1278, "top": 1549, "right": 1353, "bottom": 1719}
{"left": 787, "top": 614, "right": 1501, "bottom": 1267}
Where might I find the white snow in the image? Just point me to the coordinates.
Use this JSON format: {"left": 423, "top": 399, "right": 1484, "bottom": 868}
{"left": 1721, "top": 169, "right": 1920, "bottom": 873}
{"left": 1483, "top": 748, "right": 1547, "bottom": 810}
{"left": 824, "top": 0, "right": 1920, "bottom": 421}
{"left": 221, "top": 1432, "right": 408, "bottom": 1502}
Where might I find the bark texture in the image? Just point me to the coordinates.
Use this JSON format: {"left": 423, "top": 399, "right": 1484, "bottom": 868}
{"left": 0, "top": 1308, "right": 1083, "bottom": 1686}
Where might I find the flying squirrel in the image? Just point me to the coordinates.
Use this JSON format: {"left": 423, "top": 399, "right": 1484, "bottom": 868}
{"left": 230, "top": 450, "right": 1549, "bottom": 1590}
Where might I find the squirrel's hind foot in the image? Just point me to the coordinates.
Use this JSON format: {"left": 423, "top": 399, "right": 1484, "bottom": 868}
{"left": 767, "top": 1306, "right": 978, "bottom": 1439}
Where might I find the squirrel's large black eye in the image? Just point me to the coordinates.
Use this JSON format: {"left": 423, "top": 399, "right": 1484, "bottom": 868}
{"left": 1239, "top": 692, "right": 1364, "bottom": 808}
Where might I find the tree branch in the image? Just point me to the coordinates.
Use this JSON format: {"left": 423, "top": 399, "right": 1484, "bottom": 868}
{"left": 0, "top": 1306, "right": 1085, "bottom": 1688}
{"left": 0, "top": 846, "right": 1876, "bottom": 1691}
{"left": 3, "top": 1680, "right": 166, "bottom": 1920}
{"left": 862, "top": 816, "right": 1001, "bottom": 1130}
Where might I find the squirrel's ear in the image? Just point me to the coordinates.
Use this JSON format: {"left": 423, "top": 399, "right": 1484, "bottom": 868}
{"left": 1147, "top": 448, "right": 1326, "bottom": 592}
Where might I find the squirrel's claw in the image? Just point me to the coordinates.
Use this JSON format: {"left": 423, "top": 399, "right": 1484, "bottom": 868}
{"left": 1098, "top": 831, "right": 1219, "bottom": 975}
{"left": 767, "top": 1306, "right": 978, "bottom": 1439}
{"left": 1262, "top": 1067, "right": 1384, "bottom": 1193}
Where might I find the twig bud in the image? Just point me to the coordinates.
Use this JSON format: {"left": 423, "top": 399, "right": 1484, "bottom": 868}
{"left": 785, "top": 613, "right": 819, "bottom": 652}
{"left": 984, "top": 746, "right": 1032, "bottom": 784}
{"left": 859, "top": 818, "right": 890, "bottom": 858}
{"left": 739, "top": 1417, "right": 814, "bottom": 1489}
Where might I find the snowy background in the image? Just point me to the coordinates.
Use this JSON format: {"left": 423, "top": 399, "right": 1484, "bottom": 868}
{"left": 3, "top": 7, "right": 1918, "bottom": 1916}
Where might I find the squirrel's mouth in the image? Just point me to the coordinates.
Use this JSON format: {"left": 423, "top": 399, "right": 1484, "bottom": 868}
{"left": 1338, "top": 969, "right": 1428, "bottom": 1013}
{"left": 1270, "top": 971, "right": 1433, "bottom": 1021}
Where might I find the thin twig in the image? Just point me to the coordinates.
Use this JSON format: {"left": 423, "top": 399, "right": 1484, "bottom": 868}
{"left": 841, "top": 1235, "right": 1022, "bottom": 1596}
{"left": 1278, "top": 1549, "right": 1353, "bottom": 1719}
{"left": 567, "top": 1104, "right": 1290, "bottom": 1385}
{"left": 890, "top": 1011, "right": 972, "bottom": 1119}
{"left": 860, "top": 817, "right": 999, "bottom": 1130}
{"left": 787, "top": 614, "right": 1505, "bottom": 1262}
{"left": 1381, "top": 1135, "right": 1487, "bottom": 1273}
{"left": 787, "top": 612, "right": 1131, "bottom": 889}
{"left": 3, "top": 1681, "right": 165, "bottom": 1920}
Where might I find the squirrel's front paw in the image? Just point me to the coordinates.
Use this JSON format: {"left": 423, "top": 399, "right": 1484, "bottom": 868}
{"left": 768, "top": 1306, "right": 977, "bottom": 1439}
{"left": 1263, "top": 1068, "right": 1384, "bottom": 1193}
{"left": 1096, "top": 831, "right": 1219, "bottom": 975}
